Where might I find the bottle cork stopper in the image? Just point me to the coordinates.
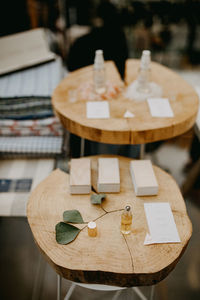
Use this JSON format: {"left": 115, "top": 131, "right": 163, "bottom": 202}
{"left": 88, "top": 221, "right": 97, "bottom": 237}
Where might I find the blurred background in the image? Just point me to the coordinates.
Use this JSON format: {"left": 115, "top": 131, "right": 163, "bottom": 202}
{"left": 1, "top": 0, "right": 200, "bottom": 70}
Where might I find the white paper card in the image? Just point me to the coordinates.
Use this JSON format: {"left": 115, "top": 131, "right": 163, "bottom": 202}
{"left": 144, "top": 202, "right": 181, "bottom": 245}
{"left": 86, "top": 101, "right": 110, "bottom": 119}
{"left": 124, "top": 110, "right": 135, "bottom": 118}
{"left": 147, "top": 98, "right": 174, "bottom": 118}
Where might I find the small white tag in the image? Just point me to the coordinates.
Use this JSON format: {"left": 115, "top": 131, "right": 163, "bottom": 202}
{"left": 86, "top": 101, "right": 110, "bottom": 119}
{"left": 124, "top": 110, "right": 135, "bottom": 118}
{"left": 147, "top": 98, "right": 174, "bottom": 118}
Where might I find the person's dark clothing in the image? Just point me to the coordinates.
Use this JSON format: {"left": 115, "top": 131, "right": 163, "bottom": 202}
{"left": 67, "top": 26, "right": 128, "bottom": 79}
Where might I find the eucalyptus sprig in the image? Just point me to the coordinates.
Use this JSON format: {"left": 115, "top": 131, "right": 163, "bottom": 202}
{"left": 55, "top": 209, "right": 85, "bottom": 245}
{"left": 90, "top": 193, "right": 106, "bottom": 204}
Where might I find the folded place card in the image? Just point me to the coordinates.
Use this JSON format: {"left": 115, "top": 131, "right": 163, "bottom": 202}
{"left": 124, "top": 110, "right": 135, "bottom": 118}
{"left": 130, "top": 160, "right": 158, "bottom": 196}
{"left": 69, "top": 158, "right": 91, "bottom": 194}
{"left": 86, "top": 101, "right": 110, "bottom": 119}
{"left": 147, "top": 97, "right": 174, "bottom": 117}
{"left": 144, "top": 202, "right": 181, "bottom": 245}
{"left": 97, "top": 158, "right": 120, "bottom": 193}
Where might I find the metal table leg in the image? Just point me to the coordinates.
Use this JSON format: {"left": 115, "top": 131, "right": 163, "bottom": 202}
{"left": 132, "top": 285, "right": 155, "bottom": 300}
{"left": 139, "top": 143, "right": 145, "bottom": 159}
{"left": 132, "top": 287, "right": 147, "bottom": 300}
{"left": 80, "top": 138, "right": 85, "bottom": 157}
{"left": 112, "top": 290, "right": 122, "bottom": 300}
{"left": 150, "top": 285, "right": 155, "bottom": 300}
{"left": 64, "top": 282, "right": 76, "bottom": 300}
{"left": 57, "top": 274, "right": 62, "bottom": 300}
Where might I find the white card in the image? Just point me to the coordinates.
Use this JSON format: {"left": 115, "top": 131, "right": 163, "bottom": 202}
{"left": 124, "top": 110, "right": 135, "bottom": 118}
{"left": 86, "top": 101, "right": 110, "bottom": 119}
{"left": 144, "top": 202, "right": 181, "bottom": 245}
{"left": 147, "top": 98, "right": 174, "bottom": 118}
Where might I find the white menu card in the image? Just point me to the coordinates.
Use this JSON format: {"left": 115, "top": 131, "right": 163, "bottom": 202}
{"left": 147, "top": 98, "right": 174, "bottom": 117}
{"left": 86, "top": 101, "right": 110, "bottom": 119}
{"left": 144, "top": 202, "right": 181, "bottom": 245}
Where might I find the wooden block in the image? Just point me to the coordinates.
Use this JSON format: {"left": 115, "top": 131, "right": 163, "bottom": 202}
{"left": 97, "top": 158, "right": 120, "bottom": 193}
{"left": 130, "top": 160, "right": 158, "bottom": 196}
{"left": 69, "top": 158, "right": 91, "bottom": 194}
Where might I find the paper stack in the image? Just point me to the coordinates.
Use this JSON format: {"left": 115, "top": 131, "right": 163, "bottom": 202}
{"left": 70, "top": 158, "right": 91, "bottom": 194}
{"left": 130, "top": 160, "right": 158, "bottom": 196}
{"left": 97, "top": 158, "right": 120, "bottom": 193}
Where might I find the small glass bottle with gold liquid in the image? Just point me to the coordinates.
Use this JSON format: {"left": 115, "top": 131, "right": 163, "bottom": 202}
{"left": 120, "top": 206, "right": 132, "bottom": 235}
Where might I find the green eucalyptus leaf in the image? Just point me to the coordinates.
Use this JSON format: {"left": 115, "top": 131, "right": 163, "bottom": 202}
{"left": 91, "top": 193, "right": 106, "bottom": 204}
{"left": 63, "top": 209, "right": 84, "bottom": 224}
{"left": 55, "top": 222, "right": 80, "bottom": 245}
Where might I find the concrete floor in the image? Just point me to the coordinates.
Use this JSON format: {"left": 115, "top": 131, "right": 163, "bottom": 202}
{"left": 0, "top": 142, "right": 200, "bottom": 300}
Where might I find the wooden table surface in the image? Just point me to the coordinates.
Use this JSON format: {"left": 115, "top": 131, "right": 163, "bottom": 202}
{"left": 52, "top": 59, "right": 199, "bottom": 145}
{"left": 27, "top": 155, "right": 192, "bottom": 287}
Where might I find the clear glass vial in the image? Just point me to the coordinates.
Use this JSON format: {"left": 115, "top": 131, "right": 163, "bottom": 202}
{"left": 93, "top": 49, "right": 106, "bottom": 94}
{"left": 137, "top": 50, "right": 151, "bottom": 93}
{"left": 120, "top": 206, "right": 132, "bottom": 235}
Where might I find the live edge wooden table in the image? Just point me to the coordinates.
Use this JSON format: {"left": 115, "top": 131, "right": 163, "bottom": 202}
{"left": 52, "top": 59, "right": 199, "bottom": 157}
{"left": 27, "top": 155, "right": 192, "bottom": 300}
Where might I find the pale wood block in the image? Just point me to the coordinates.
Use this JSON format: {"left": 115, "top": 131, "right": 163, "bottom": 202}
{"left": 130, "top": 160, "right": 158, "bottom": 196}
{"left": 97, "top": 158, "right": 120, "bottom": 193}
{"left": 69, "top": 158, "right": 91, "bottom": 194}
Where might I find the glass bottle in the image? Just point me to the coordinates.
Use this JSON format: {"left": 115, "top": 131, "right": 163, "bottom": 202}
{"left": 137, "top": 50, "right": 151, "bottom": 94}
{"left": 93, "top": 49, "right": 106, "bottom": 94}
{"left": 88, "top": 221, "right": 97, "bottom": 237}
{"left": 120, "top": 206, "right": 132, "bottom": 235}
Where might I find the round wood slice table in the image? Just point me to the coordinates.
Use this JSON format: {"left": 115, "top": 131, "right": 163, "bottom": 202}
{"left": 52, "top": 59, "right": 199, "bottom": 146}
{"left": 27, "top": 155, "right": 192, "bottom": 299}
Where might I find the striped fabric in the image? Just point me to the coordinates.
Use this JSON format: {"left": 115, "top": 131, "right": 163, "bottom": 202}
{"left": 0, "top": 136, "right": 63, "bottom": 156}
{"left": 0, "top": 117, "right": 63, "bottom": 136}
{"left": 0, "top": 58, "right": 66, "bottom": 156}
{"left": 0, "top": 58, "right": 65, "bottom": 98}
{"left": 0, "top": 158, "right": 55, "bottom": 216}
